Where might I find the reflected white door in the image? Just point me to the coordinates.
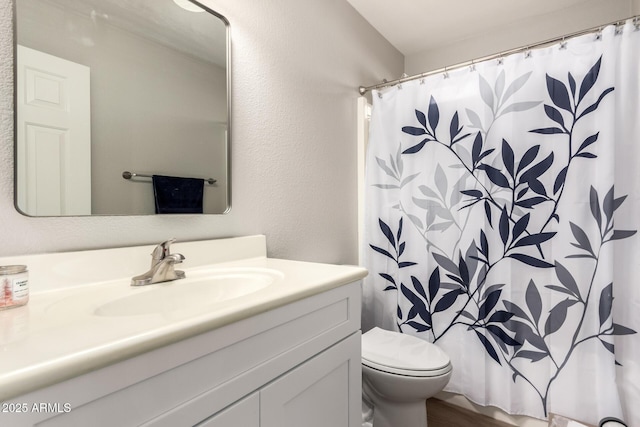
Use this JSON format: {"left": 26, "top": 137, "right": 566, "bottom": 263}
{"left": 16, "top": 45, "right": 91, "bottom": 215}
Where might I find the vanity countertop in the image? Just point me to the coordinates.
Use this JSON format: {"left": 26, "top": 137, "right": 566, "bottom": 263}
{"left": 0, "top": 236, "right": 367, "bottom": 401}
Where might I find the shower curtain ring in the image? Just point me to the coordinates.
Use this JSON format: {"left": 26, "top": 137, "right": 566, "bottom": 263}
{"left": 595, "top": 28, "right": 603, "bottom": 40}
{"left": 443, "top": 67, "right": 450, "bottom": 79}
{"left": 559, "top": 37, "right": 567, "bottom": 49}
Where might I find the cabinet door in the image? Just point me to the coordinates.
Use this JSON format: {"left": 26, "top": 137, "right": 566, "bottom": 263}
{"left": 260, "top": 333, "right": 361, "bottom": 427}
{"left": 195, "top": 392, "right": 259, "bottom": 427}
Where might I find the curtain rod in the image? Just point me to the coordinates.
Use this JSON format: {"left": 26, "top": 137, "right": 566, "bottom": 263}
{"left": 358, "top": 15, "right": 640, "bottom": 95}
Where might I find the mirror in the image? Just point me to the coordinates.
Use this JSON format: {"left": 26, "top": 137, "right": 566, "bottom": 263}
{"left": 14, "top": 0, "right": 230, "bottom": 216}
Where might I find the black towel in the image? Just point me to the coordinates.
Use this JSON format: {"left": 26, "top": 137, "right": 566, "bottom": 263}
{"left": 152, "top": 175, "right": 204, "bottom": 214}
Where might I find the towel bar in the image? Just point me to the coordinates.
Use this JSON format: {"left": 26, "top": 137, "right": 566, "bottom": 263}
{"left": 122, "top": 171, "right": 216, "bottom": 185}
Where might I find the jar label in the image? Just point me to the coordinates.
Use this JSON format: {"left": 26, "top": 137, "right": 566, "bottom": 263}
{"left": 12, "top": 278, "right": 29, "bottom": 301}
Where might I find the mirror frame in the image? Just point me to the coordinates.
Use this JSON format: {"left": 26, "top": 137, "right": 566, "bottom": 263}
{"left": 12, "top": 0, "right": 232, "bottom": 216}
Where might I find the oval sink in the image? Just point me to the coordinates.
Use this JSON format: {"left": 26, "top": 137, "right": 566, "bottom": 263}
{"left": 94, "top": 271, "right": 277, "bottom": 317}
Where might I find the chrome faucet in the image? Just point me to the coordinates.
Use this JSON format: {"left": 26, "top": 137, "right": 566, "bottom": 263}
{"left": 131, "top": 238, "right": 186, "bottom": 286}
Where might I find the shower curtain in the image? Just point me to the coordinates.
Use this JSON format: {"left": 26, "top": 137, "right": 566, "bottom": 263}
{"left": 363, "top": 20, "right": 640, "bottom": 425}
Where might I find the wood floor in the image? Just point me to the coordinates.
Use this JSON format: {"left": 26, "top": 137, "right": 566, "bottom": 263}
{"left": 426, "top": 398, "right": 514, "bottom": 427}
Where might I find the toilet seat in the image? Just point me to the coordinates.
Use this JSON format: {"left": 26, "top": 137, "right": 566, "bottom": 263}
{"left": 362, "top": 327, "right": 452, "bottom": 378}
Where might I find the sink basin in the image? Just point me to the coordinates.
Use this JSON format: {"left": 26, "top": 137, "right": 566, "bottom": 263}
{"left": 94, "top": 270, "right": 278, "bottom": 317}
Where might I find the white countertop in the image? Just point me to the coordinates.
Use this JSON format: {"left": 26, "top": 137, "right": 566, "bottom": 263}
{"left": 0, "top": 236, "right": 367, "bottom": 401}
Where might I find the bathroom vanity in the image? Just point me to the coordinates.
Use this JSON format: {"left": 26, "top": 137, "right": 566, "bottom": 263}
{"left": 0, "top": 236, "right": 367, "bottom": 426}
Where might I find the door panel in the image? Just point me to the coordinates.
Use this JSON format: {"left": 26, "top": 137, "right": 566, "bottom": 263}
{"left": 17, "top": 45, "right": 91, "bottom": 215}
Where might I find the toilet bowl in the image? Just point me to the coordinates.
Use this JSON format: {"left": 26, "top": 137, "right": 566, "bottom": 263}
{"left": 361, "top": 327, "right": 452, "bottom": 427}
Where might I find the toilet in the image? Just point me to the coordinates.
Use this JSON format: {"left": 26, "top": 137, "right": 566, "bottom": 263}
{"left": 361, "top": 327, "right": 452, "bottom": 427}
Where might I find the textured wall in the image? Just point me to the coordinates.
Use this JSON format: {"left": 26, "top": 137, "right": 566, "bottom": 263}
{"left": 0, "top": 0, "right": 403, "bottom": 261}
{"left": 405, "top": 0, "right": 635, "bottom": 74}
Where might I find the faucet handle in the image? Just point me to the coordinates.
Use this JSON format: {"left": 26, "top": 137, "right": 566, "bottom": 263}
{"left": 151, "top": 238, "right": 177, "bottom": 264}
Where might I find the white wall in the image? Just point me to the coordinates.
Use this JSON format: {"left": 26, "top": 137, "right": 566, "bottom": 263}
{"left": 406, "top": 0, "right": 636, "bottom": 74}
{"left": 0, "top": 0, "right": 403, "bottom": 260}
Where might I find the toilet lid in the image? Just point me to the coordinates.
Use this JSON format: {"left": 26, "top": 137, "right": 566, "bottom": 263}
{"left": 362, "top": 327, "right": 451, "bottom": 375}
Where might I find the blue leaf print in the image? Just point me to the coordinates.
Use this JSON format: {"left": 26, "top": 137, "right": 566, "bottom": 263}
{"left": 370, "top": 244, "right": 395, "bottom": 260}
{"left": 487, "top": 310, "right": 515, "bottom": 323}
{"left": 553, "top": 167, "right": 568, "bottom": 194}
{"left": 546, "top": 74, "right": 572, "bottom": 112}
{"left": 519, "top": 153, "right": 554, "bottom": 185}
{"left": 475, "top": 331, "right": 501, "bottom": 365}
{"left": 486, "top": 325, "right": 521, "bottom": 347}
{"left": 508, "top": 253, "right": 555, "bottom": 268}
{"left": 402, "top": 139, "right": 429, "bottom": 154}
{"left": 599, "top": 339, "right": 615, "bottom": 354}
{"left": 544, "top": 299, "right": 579, "bottom": 336}
{"left": 472, "top": 132, "right": 483, "bottom": 165}
{"left": 484, "top": 201, "right": 492, "bottom": 226}
{"left": 525, "top": 280, "right": 542, "bottom": 326}
{"left": 406, "top": 321, "right": 432, "bottom": 332}
{"left": 610, "top": 230, "right": 637, "bottom": 241}
{"left": 487, "top": 311, "right": 515, "bottom": 324}
{"left": 416, "top": 109, "right": 428, "bottom": 129}
{"left": 512, "top": 214, "right": 530, "bottom": 241}
{"left": 577, "top": 87, "right": 614, "bottom": 119}
{"left": 434, "top": 290, "right": 461, "bottom": 313}
{"left": 568, "top": 72, "right": 577, "bottom": 96}
{"left": 568, "top": 222, "right": 594, "bottom": 256}
{"left": 379, "top": 273, "right": 396, "bottom": 286}
{"left": 480, "top": 164, "right": 510, "bottom": 188}
{"left": 578, "top": 56, "right": 602, "bottom": 103}
{"left": 479, "top": 289, "right": 502, "bottom": 320}
{"left": 612, "top": 324, "right": 637, "bottom": 335}
{"left": 554, "top": 262, "right": 581, "bottom": 300}
{"left": 517, "top": 145, "right": 541, "bottom": 174}
{"left": 411, "top": 276, "right": 428, "bottom": 301}
{"left": 530, "top": 127, "right": 565, "bottom": 135}
{"left": 502, "top": 139, "right": 515, "bottom": 178}
{"left": 428, "top": 96, "right": 440, "bottom": 132}
{"left": 598, "top": 283, "right": 613, "bottom": 327}
{"left": 515, "top": 350, "right": 548, "bottom": 362}
{"left": 499, "top": 208, "right": 510, "bottom": 246}
{"left": 401, "top": 126, "right": 427, "bottom": 136}
{"left": 544, "top": 104, "right": 565, "bottom": 127}
{"left": 577, "top": 133, "right": 599, "bottom": 155}
{"left": 589, "top": 186, "right": 602, "bottom": 229}
{"left": 379, "top": 219, "right": 396, "bottom": 247}
{"left": 512, "top": 232, "right": 556, "bottom": 248}
{"left": 428, "top": 268, "right": 441, "bottom": 301}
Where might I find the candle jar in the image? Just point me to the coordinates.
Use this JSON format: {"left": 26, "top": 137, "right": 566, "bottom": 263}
{"left": 0, "top": 265, "right": 29, "bottom": 310}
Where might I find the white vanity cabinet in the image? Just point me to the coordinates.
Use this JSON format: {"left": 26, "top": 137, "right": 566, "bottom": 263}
{"left": 1, "top": 281, "right": 362, "bottom": 427}
{"left": 196, "top": 393, "right": 259, "bottom": 427}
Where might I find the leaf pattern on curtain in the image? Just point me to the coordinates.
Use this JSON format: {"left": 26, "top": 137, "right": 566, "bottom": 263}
{"left": 367, "top": 56, "right": 637, "bottom": 417}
